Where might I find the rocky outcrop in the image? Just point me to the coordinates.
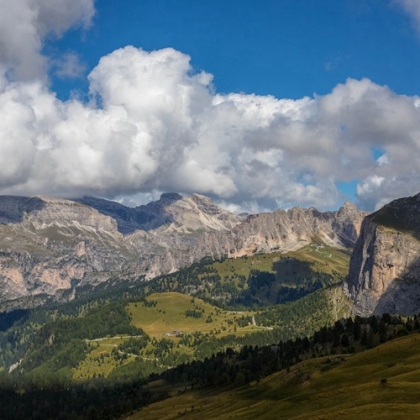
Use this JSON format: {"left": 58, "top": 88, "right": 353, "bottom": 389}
{"left": 229, "top": 202, "right": 365, "bottom": 257}
{"left": 345, "top": 193, "right": 420, "bottom": 315}
{"left": 0, "top": 193, "right": 366, "bottom": 305}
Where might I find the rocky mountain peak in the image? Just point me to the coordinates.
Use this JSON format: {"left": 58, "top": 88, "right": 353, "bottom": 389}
{"left": 155, "top": 192, "right": 183, "bottom": 204}
{"left": 132, "top": 193, "right": 242, "bottom": 233}
{"left": 190, "top": 193, "right": 213, "bottom": 204}
{"left": 337, "top": 202, "right": 359, "bottom": 217}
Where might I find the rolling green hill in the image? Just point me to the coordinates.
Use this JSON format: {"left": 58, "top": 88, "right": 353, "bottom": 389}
{"left": 0, "top": 242, "right": 355, "bottom": 419}
{"left": 129, "top": 334, "right": 420, "bottom": 420}
{"left": 0, "top": 240, "right": 352, "bottom": 383}
{"left": 128, "top": 292, "right": 256, "bottom": 338}
{"left": 2, "top": 309, "right": 418, "bottom": 419}
{"left": 212, "top": 242, "right": 350, "bottom": 279}
{"left": 71, "top": 293, "right": 259, "bottom": 380}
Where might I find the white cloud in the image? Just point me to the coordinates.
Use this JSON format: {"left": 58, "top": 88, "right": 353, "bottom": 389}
{"left": 395, "top": 0, "right": 420, "bottom": 32}
{"left": 0, "top": 47, "right": 420, "bottom": 211}
{"left": 0, "top": 0, "right": 95, "bottom": 80}
{"left": 53, "top": 52, "right": 86, "bottom": 79}
{"left": 357, "top": 173, "right": 420, "bottom": 210}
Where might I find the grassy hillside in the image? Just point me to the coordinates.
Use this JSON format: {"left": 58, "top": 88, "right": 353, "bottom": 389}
{"left": 73, "top": 336, "right": 139, "bottom": 380}
{"left": 0, "top": 242, "right": 352, "bottom": 384}
{"left": 212, "top": 242, "right": 350, "bottom": 279}
{"left": 149, "top": 243, "right": 351, "bottom": 308}
{"left": 128, "top": 292, "right": 256, "bottom": 338}
{"left": 1, "top": 284, "right": 350, "bottom": 382}
{"left": 129, "top": 334, "right": 420, "bottom": 420}
{"left": 71, "top": 286, "right": 352, "bottom": 381}
{"left": 71, "top": 293, "right": 259, "bottom": 380}
{"left": 3, "top": 309, "right": 417, "bottom": 419}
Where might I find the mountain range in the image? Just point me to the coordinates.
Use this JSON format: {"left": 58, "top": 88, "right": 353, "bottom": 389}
{"left": 2, "top": 191, "right": 420, "bottom": 317}
{"left": 0, "top": 192, "right": 366, "bottom": 306}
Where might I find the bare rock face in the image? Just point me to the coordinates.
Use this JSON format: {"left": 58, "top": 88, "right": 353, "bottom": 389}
{"left": 228, "top": 203, "right": 366, "bottom": 257}
{"left": 0, "top": 196, "right": 134, "bottom": 303}
{"left": 0, "top": 193, "right": 366, "bottom": 305}
{"left": 345, "top": 193, "right": 420, "bottom": 315}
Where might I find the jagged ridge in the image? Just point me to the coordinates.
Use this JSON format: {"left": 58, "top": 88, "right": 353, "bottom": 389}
{"left": 0, "top": 193, "right": 366, "bottom": 306}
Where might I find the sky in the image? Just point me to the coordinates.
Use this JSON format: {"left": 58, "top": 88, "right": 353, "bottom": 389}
{"left": 1, "top": 0, "right": 420, "bottom": 213}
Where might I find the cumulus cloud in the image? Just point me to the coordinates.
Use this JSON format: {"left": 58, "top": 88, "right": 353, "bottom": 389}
{"left": 0, "top": 0, "right": 95, "bottom": 80}
{"left": 395, "top": 0, "right": 420, "bottom": 32}
{"left": 357, "top": 173, "right": 420, "bottom": 210}
{"left": 0, "top": 0, "right": 419, "bottom": 212}
{"left": 53, "top": 52, "right": 87, "bottom": 79}
{"left": 1, "top": 47, "right": 420, "bottom": 211}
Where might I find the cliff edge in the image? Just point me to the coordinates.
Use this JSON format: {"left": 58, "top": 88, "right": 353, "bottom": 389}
{"left": 345, "top": 193, "right": 420, "bottom": 315}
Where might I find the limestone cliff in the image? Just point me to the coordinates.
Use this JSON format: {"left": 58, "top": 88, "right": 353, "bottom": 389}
{"left": 229, "top": 202, "right": 364, "bottom": 257}
{"left": 0, "top": 194, "right": 366, "bottom": 305}
{"left": 345, "top": 193, "right": 420, "bottom": 315}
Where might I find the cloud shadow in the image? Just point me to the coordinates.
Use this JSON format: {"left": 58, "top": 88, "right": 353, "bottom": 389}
{"left": 76, "top": 193, "right": 183, "bottom": 234}
{"left": 0, "top": 196, "right": 45, "bottom": 225}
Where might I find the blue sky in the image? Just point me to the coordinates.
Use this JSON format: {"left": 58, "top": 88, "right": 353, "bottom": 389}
{"left": 1, "top": 0, "right": 420, "bottom": 212}
{"left": 52, "top": 1, "right": 420, "bottom": 100}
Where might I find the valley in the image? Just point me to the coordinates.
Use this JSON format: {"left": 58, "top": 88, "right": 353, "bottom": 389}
{"left": 0, "top": 192, "right": 420, "bottom": 418}
{"left": 2, "top": 0, "right": 419, "bottom": 417}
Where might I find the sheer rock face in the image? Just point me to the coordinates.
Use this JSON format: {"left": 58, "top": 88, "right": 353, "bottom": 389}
{"left": 229, "top": 202, "right": 365, "bottom": 257}
{"left": 345, "top": 193, "right": 420, "bottom": 316}
{"left": 0, "top": 194, "right": 366, "bottom": 305}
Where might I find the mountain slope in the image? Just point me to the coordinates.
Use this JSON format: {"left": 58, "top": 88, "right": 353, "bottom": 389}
{"left": 230, "top": 201, "right": 364, "bottom": 257}
{"left": 345, "top": 193, "right": 420, "bottom": 315}
{"left": 129, "top": 334, "right": 420, "bottom": 420}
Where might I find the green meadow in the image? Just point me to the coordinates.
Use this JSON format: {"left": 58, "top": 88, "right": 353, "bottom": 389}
{"left": 209, "top": 242, "right": 350, "bottom": 283}
{"left": 72, "top": 292, "right": 258, "bottom": 379}
{"left": 128, "top": 292, "right": 256, "bottom": 338}
{"left": 70, "top": 241, "right": 351, "bottom": 381}
{"left": 129, "top": 334, "right": 420, "bottom": 419}
{"left": 73, "top": 336, "right": 137, "bottom": 379}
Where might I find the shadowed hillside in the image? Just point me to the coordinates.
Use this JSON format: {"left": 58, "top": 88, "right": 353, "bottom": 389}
{"left": 129, "top": 334, "right": 420, "bottom": 420}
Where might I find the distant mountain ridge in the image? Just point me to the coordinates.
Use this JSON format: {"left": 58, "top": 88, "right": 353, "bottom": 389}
{"left": 75, "top": 192, "right": 242, "bottom": 234}
{"left": 0, "top": 193, "right": 366, "bottom": 306}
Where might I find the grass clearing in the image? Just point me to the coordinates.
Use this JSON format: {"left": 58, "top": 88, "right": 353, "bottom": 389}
{"left": 73, "top": 336, "right": 137, "bottom": 379}
{"left": 128, "top": 292, "right": 256, "bottom": 339}
{"left": 71, "top": 244, "right": 351, "bottom": 381}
